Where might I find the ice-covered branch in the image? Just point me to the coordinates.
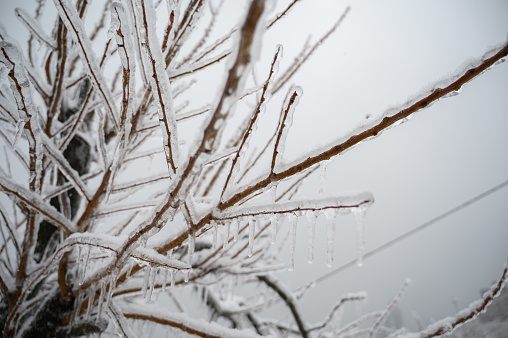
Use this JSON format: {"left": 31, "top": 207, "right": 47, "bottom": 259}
{"left": 266, "top": 0, "right": 301, "bottom": 29}
{"left": 137, "top": 0, "right": 179, "bottom": 175}
{"left": 219, "top": 41, "right": 508, "bottom": 211}
{"left": 271, "top": 86, "right": 302, "bottom": 175}
{"left": 400, "top": 260, "right": 507, "bottom": 338}
{"left": 308, "top": 292, "right": 368, "bottom": 333}
{"left": 221, "top": 45, "right": 282, "bottom": 200}
{"left": 165, "top": 0, "right": 205, "bottom": 65}
{"left": 215, "top": 192, "right": 374, "bottom": 220}
{"left": 121, "top": 302, "right": 262, "bottom": 338}
{"left": 53, "top": 0, "right": 120, "bottom": 130}
{"left": 258, "top": 274, "right": 309, "bottom": 338}
{"left": 41, "top": 133, "right": 92, "bottom": 201}
{"left": 370, "top": 279, "right": 411, "bottom": 338}
{"left": 14, "top": 8, "right": 56, "bottom": 50}
{"left": 0, "top": 176, "right": 75, "bottom": 234}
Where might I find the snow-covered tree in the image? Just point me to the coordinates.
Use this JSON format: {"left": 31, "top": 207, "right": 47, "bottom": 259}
{"left": 0, "top": 0, "right": 506, "bottom": 337}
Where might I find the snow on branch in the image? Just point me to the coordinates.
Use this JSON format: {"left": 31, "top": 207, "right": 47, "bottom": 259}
{"left": 121, "top": 302, "right": 262, "bottom": 338}
{"left": 0, "top": 175, "right": 75, "bottom": 234}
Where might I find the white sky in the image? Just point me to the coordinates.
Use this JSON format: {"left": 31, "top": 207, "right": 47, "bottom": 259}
{"left": 1, "top": 0, "right": 507, "bottom": 332}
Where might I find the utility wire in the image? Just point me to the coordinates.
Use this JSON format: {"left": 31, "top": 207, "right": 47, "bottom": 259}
{"left": 312, "top": 178, "right": 508, "bottom": 286}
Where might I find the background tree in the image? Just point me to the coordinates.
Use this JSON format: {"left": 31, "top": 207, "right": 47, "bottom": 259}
{"left": 0, "top": 0, "right": 507, "bottom": 337}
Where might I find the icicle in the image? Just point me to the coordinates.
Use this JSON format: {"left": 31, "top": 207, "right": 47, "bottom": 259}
{"left": 325, "top": 209, "right": 337, "bottom": 267}
{"left": 162, "top": 269, "right": 169, "bottom": 292}
{"left": 232, "top": 219, "right": 239, "bottom": 242}
{"left": 188, "top": 233, "right": 195, "bottom": 264}
{"left": 166, "top": 249, "right": 175, "bottom": 287}
{"left": 79, "top": 246, "right": 90, "bottom": 285}
{"left": 126, "top": 261, "right": 134, "bottom": 278}
{"left": 248, "top": 217, "right": 255, "bottom": 257}
{"left": 202, "top": 286, "right": 209, "bottom": 304}
{"left": 142, "top": 265, "right": 151, "bottom": 299}
{"left": 76, "top": 246, "right": 83, "bottom": 280}
{"left": 288, "top": 214, "right": 298, "bottom": 271}
{"left": 271, "top": 213, "right": 279, "bottom": 244}
{"left": 146, "top": 266, "right": 157, "bottom": 301}
{"left": 11, "top": 117, "right": 26, "bottom": 150}
{"left": 170, "top": 269, "right": 175, "bottom": 287}
{"left": 85, "top": 285, "right": 95, "bottom": 320}
{"left": 223, "top": 221, "right": 230, "bottom": 249}
{"left": 354, "top": 207, "right": 367, "bottom": 267}
{"left": 212, "top": 220, "right": 218, "bottom": 250}
{"left": 319, "top": 160, "right": 329, "bottom": 194}
{"left": 106, "top": 270, "right": 119, "bottom": 309}
{"left": 307, "top": 211, "right": 317, "bottom": 264}
{"left": 96, "top": 279, "right": 106, "bottom": 321}
{"left": 184, "top": 269, "right": 190, "bottom": 283}
{"left": 71, "top": 291, "right": 84, "bottom": 323}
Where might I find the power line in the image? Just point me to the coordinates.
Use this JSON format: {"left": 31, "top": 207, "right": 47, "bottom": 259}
{"left": 312, "top": 178, "right": 508, "bottom": 285}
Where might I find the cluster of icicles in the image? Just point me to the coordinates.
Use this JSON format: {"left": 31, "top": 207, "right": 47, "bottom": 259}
{"left": 70, "top": 195, "right": 372, "bottom": 321}
{"left": 208, "top": 205, "right": 369, "bottom": 272}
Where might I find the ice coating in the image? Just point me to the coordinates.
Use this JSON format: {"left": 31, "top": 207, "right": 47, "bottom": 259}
{"left": 272, "top": 86, "right": 303, "bottom": 173}
{"left": 215, "top": 192, "right": 374, "bottom": 220}
{"left": 52, "top": 0, "right": 120, "bottom": 129}
{"left": 14, "top": 8, "right": 56, "bottom": 49}
{"left": 78, "top": 246, "right": 90, "bottom": 285}
{"left": 135, "top": 0, "right": 179, "bottom": 175}
{"left": 0, "top": 175, "right": 75, "bottom": 234}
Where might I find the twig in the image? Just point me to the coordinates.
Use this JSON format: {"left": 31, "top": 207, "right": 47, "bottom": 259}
{"left": 258, "top": 274, "right": 308, "bottom": 338}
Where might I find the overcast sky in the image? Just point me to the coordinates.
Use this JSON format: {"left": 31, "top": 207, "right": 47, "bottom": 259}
{"left": 1, "top": 0, "right": 507, "bottom": 332}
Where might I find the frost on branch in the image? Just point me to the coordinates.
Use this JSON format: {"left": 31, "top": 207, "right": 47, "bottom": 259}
{"left": 1, "top": 0, "right": 507, "bottom": 336}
